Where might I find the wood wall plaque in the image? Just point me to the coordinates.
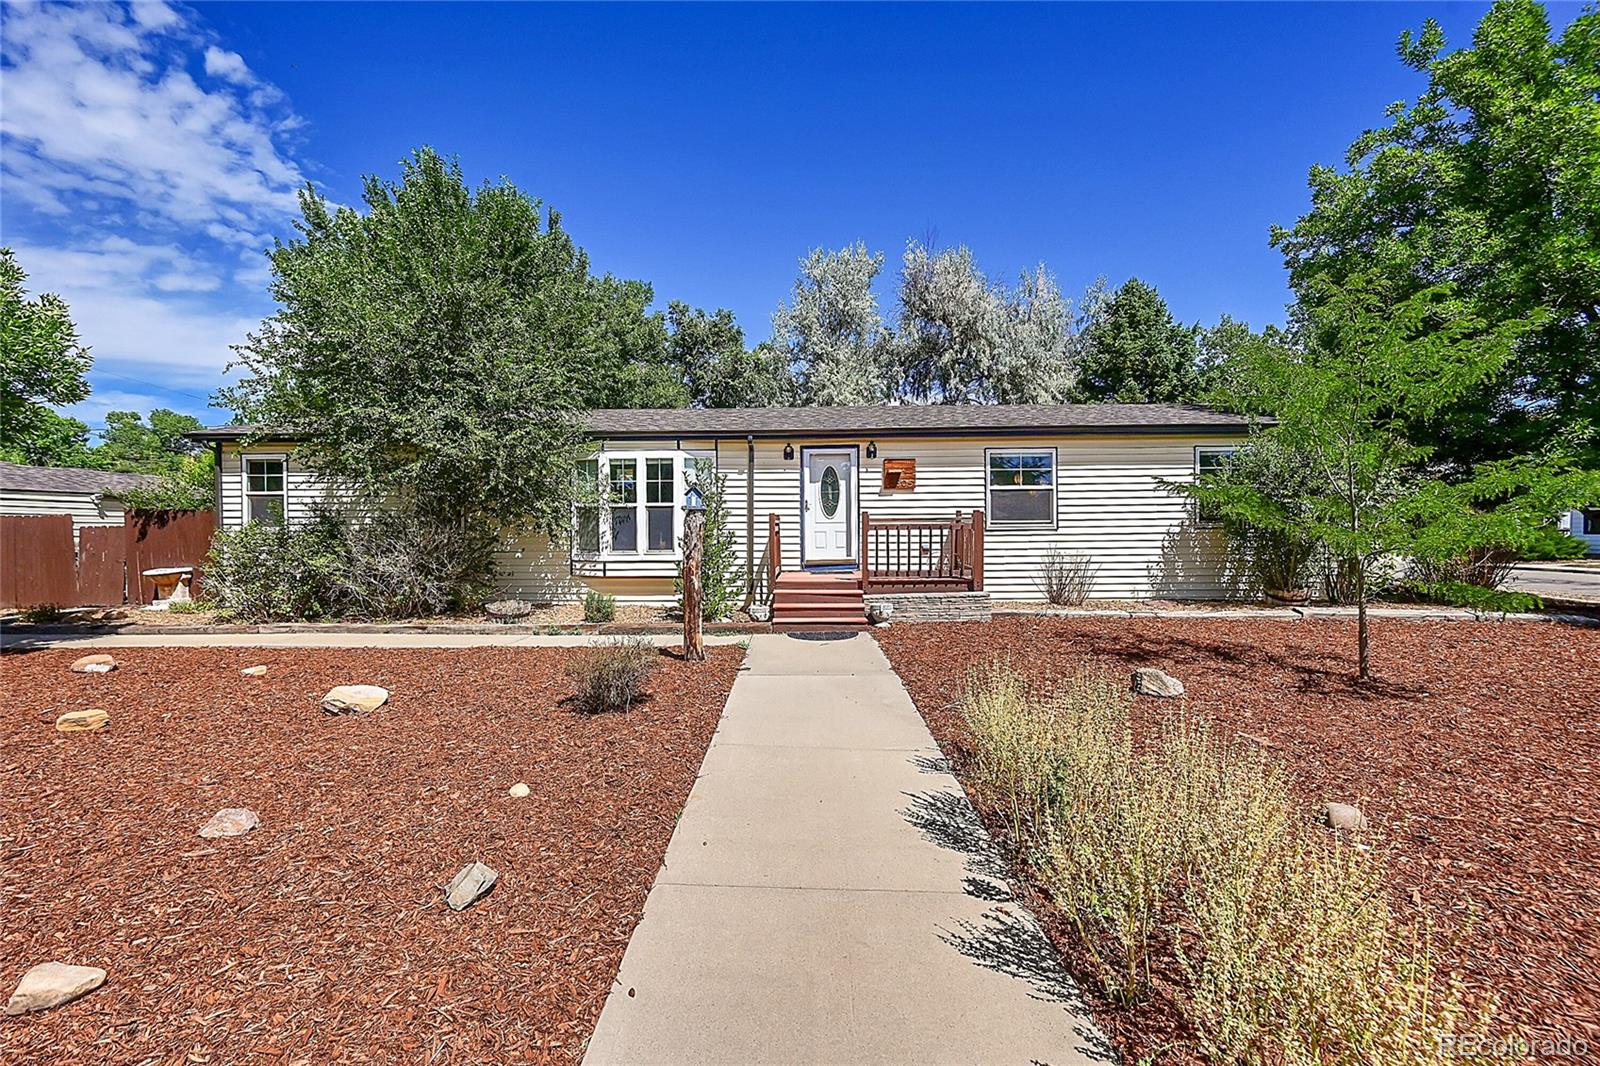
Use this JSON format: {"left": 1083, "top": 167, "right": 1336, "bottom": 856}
{"left": 882, "top": 458, "right": 916, "bottom": 491}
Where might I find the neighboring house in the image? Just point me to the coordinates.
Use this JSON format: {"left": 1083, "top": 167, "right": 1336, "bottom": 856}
{"left": 190, "top": 403, "right": 1254, "bottom": 621}
{"left": 0, "top": 461, "right": 162, "bottom": 545}
{"left": 1559, "top": 508, "right": 1600, "bottom": 556}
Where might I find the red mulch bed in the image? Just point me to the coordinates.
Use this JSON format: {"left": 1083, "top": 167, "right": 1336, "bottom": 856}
{"left": 878, "top": 617, "right": 1600, "bottom": 1062}
{"left": 0, "top": 645, "right": 741, "bottom": 1064}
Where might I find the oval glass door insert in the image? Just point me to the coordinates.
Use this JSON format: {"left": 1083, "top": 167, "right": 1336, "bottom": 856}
{"left": 820, "top": 465, "right": 841, "bottom": 517}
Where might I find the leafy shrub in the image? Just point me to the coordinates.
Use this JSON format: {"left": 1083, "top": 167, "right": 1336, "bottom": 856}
{"left": 164, "top": 599, "right": 212, "bottom": 615}
{"left": 959, "top": 666, "right": 1506, "bottom": 1061}
{"left": 1034, "top": 547, "right": 1098, "bottom": 605}
{"left": 205, "top": 513, "right": 349, "bottom": 621}
{"left": 339, "top": 510, "right": 496, "bottom": 617}
{"left": 583, "top": 589, "right": 616, "bottom": 623}
{"left": 17, "top": 603, "right": 65, "bottom": 624}
{"left": 569, "top": 638, "right": 656, "bottom": 713}
{"left": 676, "top": 461, "right": 741, "bottom": 621}
{"left": 204, "top": 508, "right": 496, "bottom": 621}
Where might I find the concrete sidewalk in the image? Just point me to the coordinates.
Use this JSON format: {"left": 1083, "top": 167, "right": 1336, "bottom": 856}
{"left": 584, "top": 633, "right": 1109, "bottom": 1066}
{"left": 0, "top": 630, "right": 751, "bottom": 651}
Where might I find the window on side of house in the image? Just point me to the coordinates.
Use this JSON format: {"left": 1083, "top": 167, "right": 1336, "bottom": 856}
{"left": 243, "top": 456, "right": 287, "bottom": 526}
{"left": 1583, "top": 508, "right": 1600, "bottom": 536}
{"left": 609, "top": 459, "right": 638, "bottom": 553}
{"left": 986, "top": 449, "right": 1056, "bottom": 527}
{"left": 574, "top": 459, "right": 600, "bottom": 553}
{"left": 645, "top": 457, "right": 675, "bottom": 552}
{"left": 1194, "top": 446, "right": 1238, "bottom": 523}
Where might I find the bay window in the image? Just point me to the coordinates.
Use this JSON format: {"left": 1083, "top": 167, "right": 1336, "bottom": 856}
{"left": 575, "top": 452, "right": 690, "bottom": 557}
{"left": 609, "top": 459, "right": 638, "bottom": 553}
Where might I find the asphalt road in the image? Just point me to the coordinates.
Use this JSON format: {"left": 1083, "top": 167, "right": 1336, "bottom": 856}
{"left": 1508, "top": 563, "right": 1600, "bottom": 604}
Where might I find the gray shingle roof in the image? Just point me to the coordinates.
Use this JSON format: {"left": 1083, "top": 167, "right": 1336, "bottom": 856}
{"left": 0, "top": 461, "right": 163, "bottom": 496}
{"left": 188, "top": 404, "right": 1255, "bottom": 443}
{"left": 584, "top": 403, "right": 1255, "bottom": 439}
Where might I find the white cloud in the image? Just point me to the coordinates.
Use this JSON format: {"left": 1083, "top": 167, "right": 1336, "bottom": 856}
{"left": 1, "top": 3, "right": 303, "bottom": 411}
{"left": 203, "top": 45, "right": 253, "bottom": 85}
{"left": 0, "top": 2, "right": 306, "bottom": 245}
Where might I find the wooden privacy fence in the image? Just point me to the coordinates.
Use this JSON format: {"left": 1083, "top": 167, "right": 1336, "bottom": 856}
{"left": 1, "top": 510, "right": 215, "bottom": 609}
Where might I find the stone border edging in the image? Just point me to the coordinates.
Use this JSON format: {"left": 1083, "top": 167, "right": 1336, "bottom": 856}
{"left": 1, "top": 620, "right": 773, "bottom": 638}
{"left": 995, "top": 606, "right": 1599, "bottom": 625}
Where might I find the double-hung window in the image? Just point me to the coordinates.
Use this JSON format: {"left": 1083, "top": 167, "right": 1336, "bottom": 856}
{"left": 645, "top": 458, "right": 675, "bottom": 552}
{"left": 986, "top": 449, "right": 1056, "bottom": 527}
{"left": 574, "top": 459, "right": 601, "bottom": 553}
{"left": 243, "top": 456, "right": 287, "bottom": 526}
{"left": 1193, "top": 446, "right": 1238, "bottom": 523}
{"left": 608, "top": 459, "right": 638, "bottom": 553}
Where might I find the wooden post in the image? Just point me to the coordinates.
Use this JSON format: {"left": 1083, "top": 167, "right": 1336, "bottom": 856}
{"left": 862, "top": 512, "right": 873, "bottom": 591}
{"left": 683, "top": 507, "right": 705, "bottom": 662}
{"left": 970, "top": 510, "right": 985, "bottom": 592}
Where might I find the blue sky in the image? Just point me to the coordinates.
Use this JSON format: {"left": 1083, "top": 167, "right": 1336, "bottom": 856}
{"left": 1, "top": 1, "right": 1582, "bottom": 431}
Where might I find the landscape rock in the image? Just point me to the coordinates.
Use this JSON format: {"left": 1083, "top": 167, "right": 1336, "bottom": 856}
{"left": 1130, "top": 667, "right": 1184, "bottom": 698}
{"left": 1320, "top": 802, "right": 1369, "bottom": 831}
{"left": 4, "top": 963, "right": 106, "bottom": 1016}
{"left": 69, "top": 654, "right": 116, "bottom": 674}
{"left": 444, "top": 861, "right": 498, "bottom": 911}
{"left": 874, "top": 620, "right": 891, "bottom": 629}
{"left": 199, "top": 807, "right": 259, "bottom": 838}
{"left": 866, "top": 602, "right": 895, "bottom": 624}
{"left": 55, "top": 709, "right": 109, "bottom": 733}
{"left": 241, "top": 665, "right": 268, "bottom": 677}
{"left": 508, "top": 783, "right": 530, "bottom": 798}
{"left": 747, "top": 604, "right": 771, "bottom": 622}
{"left": 321, "top": 685, "right": 389, "bottom": 715}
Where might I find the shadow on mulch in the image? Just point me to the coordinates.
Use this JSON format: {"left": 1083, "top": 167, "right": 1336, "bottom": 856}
{"left": 878, "top": 615, "right": 1600, "bottom": 1063}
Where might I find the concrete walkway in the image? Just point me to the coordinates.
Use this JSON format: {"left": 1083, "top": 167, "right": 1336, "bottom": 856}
{"left": 584, "top": 633, "right": 1109, "bottom": 1066}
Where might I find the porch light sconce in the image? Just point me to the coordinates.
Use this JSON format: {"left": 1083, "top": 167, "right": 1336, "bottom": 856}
{"left": 783, "top": 443, "right": 794, "bottom": 461}
{"left": 866, "top": 441, "right": 877, "bottom": 459}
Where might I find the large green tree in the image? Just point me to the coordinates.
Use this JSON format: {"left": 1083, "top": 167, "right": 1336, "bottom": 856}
{"left": 667, "top": 302, "right": 794, "bottom": 407}
{"left": 1272, "top": 0, "right": 1600, "bottom": 470}
{"left": 1073, "top": 278, "right": 1201, "bottom": 403}
{"left": 222, "top": 147, "right": 672, "bottom": 533}
{"left": 1, "top": 248, "right": 93, "bottom": 465}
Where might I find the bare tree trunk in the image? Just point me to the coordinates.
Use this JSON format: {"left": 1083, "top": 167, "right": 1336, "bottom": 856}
{"left": 1356, "top": 561, "right": 1369, "bottom": 681}
{"left": 683, "top": 509, "right": 705, "bottom": 662}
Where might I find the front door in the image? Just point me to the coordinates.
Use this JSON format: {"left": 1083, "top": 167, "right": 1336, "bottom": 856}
{"left": 802, "top": 448, "right": 854, "bottom": 563}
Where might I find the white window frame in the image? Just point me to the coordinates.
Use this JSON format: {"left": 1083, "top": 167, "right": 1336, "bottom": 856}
{"left": 1193, "top": 446, "right": 1239, "bottom": 525}
{"left": 984, "top": 446, "right": 1057, "bottom": 529}
{"left": 577, "top": 451, "right": 685, "bottom": 559}
{"left": 240, "top": 452, "right": 288, "bottom": 526}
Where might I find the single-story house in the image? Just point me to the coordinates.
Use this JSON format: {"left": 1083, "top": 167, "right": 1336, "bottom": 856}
{"left": 0, "top": 461, "right": 162, "bottom": 546}
{"left": 1558, "top": 508, "right": 1600, "bottom": 556}
{"left": 189, "top": 403, "right": 1254, "bottom": 623}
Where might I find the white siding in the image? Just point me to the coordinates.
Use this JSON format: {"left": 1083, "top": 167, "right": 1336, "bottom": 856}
{"left": 0, "top": 488, "right": 126, "bottom": 545}
{"left": 218, "top": 442, "right": 333, "bottom": 528}
{"left": 213, "top": 431, "right": 1248, "bottom": 604}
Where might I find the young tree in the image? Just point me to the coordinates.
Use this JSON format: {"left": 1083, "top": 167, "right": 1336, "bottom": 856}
{"left": 1, "top": 248, "right": 92, "bottom": 465}
{"left": 1181, "top": 273, "right": 1534, "bottom": 680}
{"left": 222, "top": 147, "right": 661, "bottom": 536}
{"left": 1074, "top": 278, "right": 1201, "bottom": 403}
{"left": 772, "top": 243, "right": 892, "bottom": 406}
{"left": 1272, "top": 0, "right": 1600, "bottom": 470}
{"left": 667, "top": 302, "right": 793, "bottom": 407}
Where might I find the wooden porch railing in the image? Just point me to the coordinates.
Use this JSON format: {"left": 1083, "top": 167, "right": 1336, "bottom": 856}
{"left": 861, "top": 511, "right": 984, "bottom": 593}
{"left": 754, "top": 512, "right": 782, "bottom": 605}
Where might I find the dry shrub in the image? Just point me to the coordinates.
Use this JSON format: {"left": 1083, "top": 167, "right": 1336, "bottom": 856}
{"left": 959, "top": 666, "right": 1508, "bottom": 1062}
{"left": 1034, "top": 547, "right": 1099, "bottom": 605}
{"left": 570, "top": 638, "right": 657, "bottom": 713}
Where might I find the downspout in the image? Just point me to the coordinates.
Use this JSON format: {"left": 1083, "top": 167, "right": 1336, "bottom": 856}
{"left": 211, "top": 442, "right": 223, "bottom": 529}
{"left": 743, "top": 434, "right": 755, "bottom": 607}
